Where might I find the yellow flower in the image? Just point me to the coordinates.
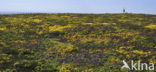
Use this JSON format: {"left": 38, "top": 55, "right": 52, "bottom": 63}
{"left": 145, "top": 24, "right": 156, "bottom": 29}
{"left": 37, "top": 31, "right": 44, "bottom": 35}
{"left": 126, "top": 54, "right": 131, "bottom": 59}
{"left": 59, "top": 63, "right": 72, "bottom": 72}
{"left": 33, "top": 19, "right": 42, "bottom": 23}
{"left": 132, "top": 50, "right": 144, "bottom": 54}
{"left": 82, "top": 23, "right": 93, "bottom": 25}
{"left": 14, "top": 62, "right": 20, "bottom": 66}
{"left": 60, "top": 45, "right": 74, "bottom": 55}
{"left": 0, "top": 27, "right": 6, "bottom": 31}
{"left": 49, "top": 24, "right": 72, "bottom": 32}
{"left": 85, "top": 69, "right": 93, "bottom": 72}
{"left": 132, "top": 50, "right": 151, "bottom": 56}
{"left": 149, "top": 58, "right": 156, "bottom": 64}
{"left": 0, "top": 54, "right": 12, "bottom": 63}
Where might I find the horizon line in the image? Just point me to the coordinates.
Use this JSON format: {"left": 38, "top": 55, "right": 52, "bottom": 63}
{"left": 0, "top": 12, "right": 156, "bottom": 15}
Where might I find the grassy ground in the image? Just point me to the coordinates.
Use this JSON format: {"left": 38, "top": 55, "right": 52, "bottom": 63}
{"left": 0, "top": 13, "right": 156, "bottom": 72}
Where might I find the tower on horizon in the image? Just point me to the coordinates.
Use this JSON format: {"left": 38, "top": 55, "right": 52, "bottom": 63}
{"left": 123, "top": 8, "right": 126, "bottom": 13}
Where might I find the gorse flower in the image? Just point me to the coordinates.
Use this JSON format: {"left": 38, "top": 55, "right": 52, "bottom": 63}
{"left": 0, "top": 27, "right": 6, "bottom": 31}
{"left": 145, "top": 24, "right": 156, "bottom": 29}
{"left": 49, "top": 24, "right": 73, "bottom": 32}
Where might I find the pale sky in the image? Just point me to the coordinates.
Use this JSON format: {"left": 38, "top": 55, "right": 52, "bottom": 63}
{"left": 0, "top": 0, "right": 156, "bottom": 14}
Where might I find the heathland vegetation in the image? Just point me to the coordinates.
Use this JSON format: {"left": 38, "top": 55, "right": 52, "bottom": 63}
{"left": 0, "top": 13, "right": 156, "bottom": 72}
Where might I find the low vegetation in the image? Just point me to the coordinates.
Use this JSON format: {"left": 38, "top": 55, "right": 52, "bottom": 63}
{"left": 0, "top": 13, "right": 156, "bottom": 72}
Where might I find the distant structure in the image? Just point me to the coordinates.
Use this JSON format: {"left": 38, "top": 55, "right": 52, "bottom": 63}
{"left": 123, "top": 8, "right": 126, "bottom": 13}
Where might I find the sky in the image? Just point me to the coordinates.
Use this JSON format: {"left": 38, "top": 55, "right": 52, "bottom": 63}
{"left": 0, "top": 0, "right": 156, "bottom": 14}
